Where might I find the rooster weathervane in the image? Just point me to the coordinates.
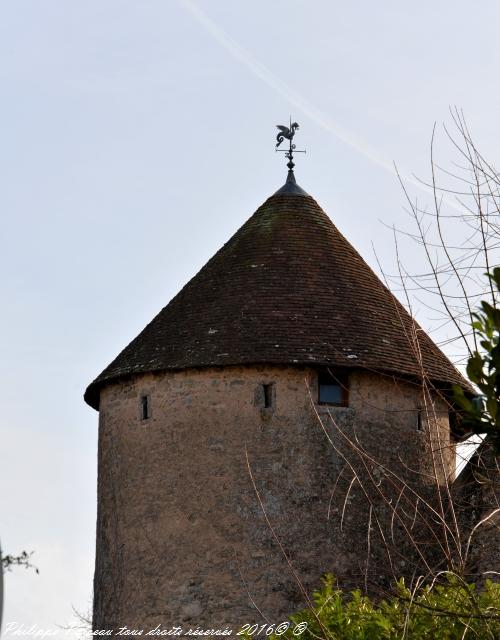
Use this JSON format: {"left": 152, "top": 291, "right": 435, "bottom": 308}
{"left": 275, "top": 118, "right": 306, "bottom": 171}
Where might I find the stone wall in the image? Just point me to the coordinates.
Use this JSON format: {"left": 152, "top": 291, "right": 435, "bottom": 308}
{"left": 93, "top": 365, "right": 454, "bottom": 632}
{"left": 452, "top": 442, "right": 500, "bottom": 582}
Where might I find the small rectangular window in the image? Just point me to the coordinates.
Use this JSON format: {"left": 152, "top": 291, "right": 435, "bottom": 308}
{"left": 256, "top": 383, "right": 275, "bottom": 410}
{"left": 416, "top": 409, "right": 423, "bottom": 431}
{"left": 141, "top": 395, "right": 151, "bottom": 420}
{"left": 318, "top": 371, "right": 348, "bottom": 406}
{"left": 263, "top": 384, "right": 273, "bottom": 409}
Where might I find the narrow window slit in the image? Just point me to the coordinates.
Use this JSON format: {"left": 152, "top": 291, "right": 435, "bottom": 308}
{"left": 263, "top": 384, "right": 273, "bottom": 409}
{"left": 416, "top": 409, "right": 423, "bottom": 431}
{"left": 141, "top": 395, "right": 151, "bottom": 420}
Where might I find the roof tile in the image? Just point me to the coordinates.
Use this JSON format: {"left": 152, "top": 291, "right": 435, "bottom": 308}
{"left": 84, "top": 177, "right": 470, "bottom": 409}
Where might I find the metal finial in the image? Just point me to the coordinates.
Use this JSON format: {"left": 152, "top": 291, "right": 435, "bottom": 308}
{"left": 275, "top": 117, "right": 306, "bottom": 171}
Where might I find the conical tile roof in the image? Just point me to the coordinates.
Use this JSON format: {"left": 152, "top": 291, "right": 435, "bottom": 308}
{"left": 85, "top": 171, "right": 469, "bottom": 410}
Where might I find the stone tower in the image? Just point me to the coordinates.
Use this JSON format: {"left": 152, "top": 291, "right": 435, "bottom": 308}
{"left": 85, "top": 167, "right": 469, "bottom": 632}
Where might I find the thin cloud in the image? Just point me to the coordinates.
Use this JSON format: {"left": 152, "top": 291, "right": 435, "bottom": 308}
{"left": 178, "top": 0, "right": 463, "bottom": 213}
{"left": 180, "top": 0, "right": 406, "bottom": 175}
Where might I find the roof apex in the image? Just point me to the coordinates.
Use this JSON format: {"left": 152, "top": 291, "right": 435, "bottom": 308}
{"left": 272, "top": 170, "right": 309, "bottom": 197}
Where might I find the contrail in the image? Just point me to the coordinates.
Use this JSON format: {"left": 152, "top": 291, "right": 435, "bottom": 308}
{"left": 178, "top": 0, "right": 464, "bottom": 213}
{"left": 178, "top": 0, "right": 463, "bottom": 218}
{"left": 179, "top": 1, "right": 409, "bottom": 177}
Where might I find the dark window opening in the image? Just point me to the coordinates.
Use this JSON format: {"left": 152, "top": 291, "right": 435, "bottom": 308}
{"left": 263, "top": 383, "right": 273, "bottom": 409}
{"left": 141, "top": 395, "right": 151, "bottom": 420}
{"left": 318, "top": 371, "right": 348, "bottom": 406}
{"left": 416, "top": 409, "right": 423, "bottom": 431}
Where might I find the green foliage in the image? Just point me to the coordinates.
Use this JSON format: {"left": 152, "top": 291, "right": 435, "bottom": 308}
{"left": 453, "top": 267, "right": 500, "bottom": 454}
{"left": 272, "top": 574, "right": 500, "bottom": 640}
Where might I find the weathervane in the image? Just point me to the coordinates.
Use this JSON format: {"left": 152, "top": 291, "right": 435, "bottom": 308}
{"left": 275, "top": 118, "right": 306, "bottom": 171}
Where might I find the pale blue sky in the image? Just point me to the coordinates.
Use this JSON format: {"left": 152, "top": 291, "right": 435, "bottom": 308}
{"left": 1, "top": 0, "right": 499, "bottom": 629}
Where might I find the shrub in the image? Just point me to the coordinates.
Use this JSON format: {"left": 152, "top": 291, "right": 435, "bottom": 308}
{"left": 271, "top": 574, "right": 500, "bottom": 640}
{"left": 453, "top": 267, "right": 500, "bottom": 454}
